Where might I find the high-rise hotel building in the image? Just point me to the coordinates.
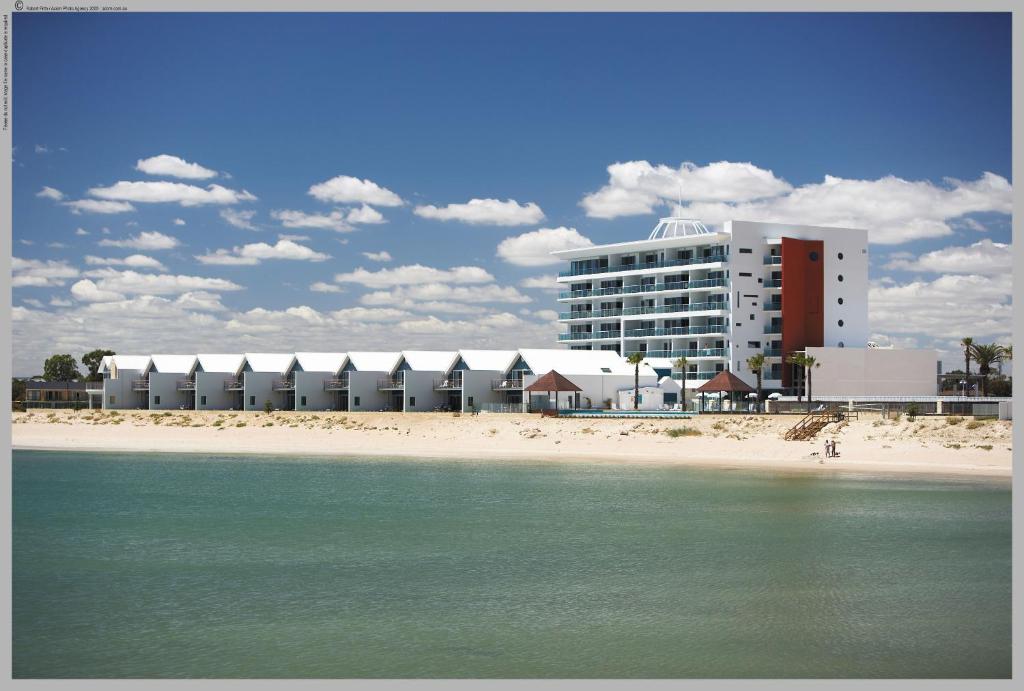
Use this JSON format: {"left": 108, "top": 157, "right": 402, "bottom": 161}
{"left": 552, "top": 219, "right": 869, "bottom": 394}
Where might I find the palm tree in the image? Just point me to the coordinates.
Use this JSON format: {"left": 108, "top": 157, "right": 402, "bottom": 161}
{"left": 626, "top": 352, "right": 645, "bottom": 410}
{"left": 746, "top": 353, "right": 765, "bottom": 413}
{"left": 786, "top": 352, "right": 820, "bottom": 413}
{"left": 968, "top": 343, "right": 1007, "bottom": 397}
{"left": 673, "top": 356, "right": 687, "bottom": 411}
{"left": 961, "top": 337, "right": 974, "bottom": 386}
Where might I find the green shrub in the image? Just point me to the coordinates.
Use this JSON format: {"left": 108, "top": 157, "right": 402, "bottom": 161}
{"left": 905, "top": 402, "right": 919, "bottom": 421}
{"left": 946, "top": 416, "right": 964, "bottom": 426}
{"left": 976, "top": 444, "right": 993, "bottom": 451}
{"left": 665, "top": 427, "right": 702, "bottom": 438}
{"left": 965, "top": 420, "right": 985, "bottom": 430}
{"left": 263, "top": 400, "right": 273, "bottom": 414}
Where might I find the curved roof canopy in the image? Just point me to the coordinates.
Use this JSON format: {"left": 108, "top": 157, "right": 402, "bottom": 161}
{"left": 648, "top": 217, "right": 712, "bottom": 241}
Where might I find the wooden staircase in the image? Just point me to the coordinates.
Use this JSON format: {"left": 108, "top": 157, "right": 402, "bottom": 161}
{"left": 784, "top": 407, "right": 845, "bottom": 441}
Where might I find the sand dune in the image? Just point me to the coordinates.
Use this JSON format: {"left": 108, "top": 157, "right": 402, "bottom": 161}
{"left": 11, "top": 409, "right": 1012, "bottom": 479}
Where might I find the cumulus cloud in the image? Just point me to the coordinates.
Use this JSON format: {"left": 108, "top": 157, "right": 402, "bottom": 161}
{"left": 413, "top": 198, "right": 545, "bottom": 226}
{"left": 136, "top": 154, "right": 218, "bottom": 180}
{"left": 71, "top": 279, "right": 127, "bottom": 302}
{"left": 84, "top": 254, "right": 167, "bottom": 270}
{"left": 220, "top": 208, "right": 259, "bottom": 231}
{"left": 519, "top": 275, "right": 559, "bottom": 292}
{"left": 47, "top": 242, "right": 68, "bottom": 249}
{"left": 360, "top": 283, "right": 532, "bottom": 307}
{"left": 271, "top": 209, "right": 352, "bottom": 232}
{"left": 87, "top": 181, "right": 257, "bottom": 206}
{"left": 362, "top": 250, "right": 392, "bottom": 262}
{"left": 12, "top": 257, "right": 80, "bottom": 287}
{"left": 334, "top": 264, "right": 494, "bottom": 288}
{"left": 882, "top": 239, "right": 1012, "bottom": 275}
{"left": 310, "top": 281, "right": 344, "bottom": 293}
{"left": 77, "top": 268, "right": 244, "bottom": 297}
{"left": 36, "top": 186, "right": 64, "bottom": 201}
{"left": 195, "top": 239, "right": 331, "bottom": 265}
{"left": 35, "top": 144, "right": 50, "bottom": 154}
{"left": 63, "top": 199, "right": 136, "bottom": 214}
{"left": 173, "top": 218, "right": 186, "bottom": 226}
{"left": 346, "top": 204, "right": 386, "bottom": 224}
{"left": 308, "top": 175, "right": 403, "bottom": 206}
{"left": 496, "top": 226, "right": 594, "bottom": 266}
{"left": 75, "top": 228, "right": 90, "bottom": 236}
{"left": 98, "top": 230, "right": 180, "bottom": 250}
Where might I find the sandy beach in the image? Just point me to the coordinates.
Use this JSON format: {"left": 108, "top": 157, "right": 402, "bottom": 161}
{"left": 11, "top": 408, "right": 1012, "bottom": 479}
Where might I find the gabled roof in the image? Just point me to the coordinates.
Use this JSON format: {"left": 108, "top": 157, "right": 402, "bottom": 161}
{"left": 99, "top": 355, "right": 115, "bottom": 373}
{"left": 110, "top": 355, "right": 151, "bottom": 371}
{"left": 243, "top": 353, "right": 296, "bottom": 374}
{"left": 195, "top": 354, "right": 245, "bottom": 375}
{"left": 658, "top": 375, "right": 682, "bottom": 392}
{"left": 697, "top": 370, "right": 754, "bottom": 393}
{"left": 450, "top": 349, "right": 518, "bottom": 373}
{"left": 514, "top": 349, "right": 657, "bottom": 378}
{"left": 524, "top": 370, "right": 582, "bottom": 392}
{"left": 293, "top": 352, "right": 346, "bottom": 374}
{"left": 147, "top": 354, "right": 197, "bottom": 375}
{"left": 394, "top": 350, "right": 458, "bottom": 373}
{"left": 343, "top": 351, "right": 402, "bottom": 372}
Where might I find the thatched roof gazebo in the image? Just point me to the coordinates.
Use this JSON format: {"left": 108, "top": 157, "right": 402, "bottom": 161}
{"left": 525, "top": 370, "right": 582, "bottom": 415}
{"left": 697, "top": 370, "right": 754, "bottom": 413}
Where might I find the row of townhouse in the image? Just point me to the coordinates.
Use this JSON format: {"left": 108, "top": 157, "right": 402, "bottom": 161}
{"left": 92, "top": 348, "right": 663, "bottom": 413}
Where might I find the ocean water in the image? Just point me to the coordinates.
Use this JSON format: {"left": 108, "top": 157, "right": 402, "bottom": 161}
{"left": 12, "top": 450, "right": 1011, "bottom": 678}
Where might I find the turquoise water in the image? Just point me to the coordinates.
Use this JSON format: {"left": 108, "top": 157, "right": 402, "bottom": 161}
{"left": 13, "top": 450, "right": 1011, "bottom": 678}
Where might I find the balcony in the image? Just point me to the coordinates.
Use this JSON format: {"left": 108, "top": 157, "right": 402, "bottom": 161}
{"left": 492, "top": 378, "right": 525, "bottom": 391}
{"left": 558, "top": 277, "right": 730, "bottom": 300}
{"left": 764, "top": 279, "right": 782, "bottom": 288}
{"left": 764, "top": 255, "right": 782, "bottom": 265}
{"left": 377, "top": 377, "right": 404, "bottom": 390}
{"left": 559, "top": 254, "right": 728, "bottom": 279}
{"left": 434, "top": 375, "right": 464, "bottom": 390}
{"left": 763, "top": 301, "right": 783, "bottom": 311}
{"left": 323, "top": 374, "right": 350, "bottom": 391}
{"left": 176, "top": 379, "right": 196, "bottom": 391}
{"left": 764, "top": 324, "right": 782, "bottom": 335}
{"left": 670, "top": 371, "right": 719, "bottom": 382}
{"left": 625, "top": 348, "right": 727, "bottom": 360}
{"left": 558, "top": 308, "right": 624, "bottom": 320}
{"left": 224, "top": 378, "right": 244, "bottom": 391}
{"left": 620, "top": 301, "right": 728, "bottom": 317}
{"left": 272, "top": 378, "right": 295, "bottom": 391}
{"left": 131, "top": 378, "right": 149, "bottom": 391}
{"left": 623, "top": 324, "right": 726, "bottom": 338}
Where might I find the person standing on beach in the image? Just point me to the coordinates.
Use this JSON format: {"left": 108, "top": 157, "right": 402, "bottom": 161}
{"left": 824, "top": 439, "right": 831, "bottom": 458}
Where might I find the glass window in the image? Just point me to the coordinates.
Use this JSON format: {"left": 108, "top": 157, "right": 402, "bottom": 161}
{"left": 154, "top": 396, "right": 160, "bottom": 405}
{"left": 200, "top": 395, "right": 207, "bottom": 405}
{"left": 354, "top": 396, "right": 361, "bottom": 406}
{"left": 409, "top": 397, "right": 416, "bottom": 407}
{"left": 300, "top": 396, "right": 307, "bottom": 406}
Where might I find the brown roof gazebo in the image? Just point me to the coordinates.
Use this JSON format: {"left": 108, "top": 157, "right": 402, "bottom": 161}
{"left": 525, "top": 370, "right": 582, "bottom": 416}
{"left": 696, "top": 371, "right": 754, "bottom": 413}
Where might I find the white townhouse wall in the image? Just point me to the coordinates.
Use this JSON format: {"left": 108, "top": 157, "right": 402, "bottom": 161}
{"left": 146, "top": 355, "right": 197, "bottom": 410}
{"left": 291, "top": 352, "right": 347, "bottom": 411}
{"left": 443, "top": 350, "right": 518, "bottom": 412}
{"left": 342, "top": 352, "right": 402, "bottom": 411}
{"left": 516, "top": 348, "right": 659, "bottom": 410}
{"left": 194, "top": 354, "right": 245, "bottom": 410}
{"left": 806, "top": 347, "right": 938, "bottom": 397}
{"left": 100, "top": 355, "right": 151, "bottom": 409}
{"left": 391, "top": 351, "right": 458, "bottom": 412}
{"left": 241, "top": 353, "right": 296, "bottom": 411}
{"left": 552, "top": 218, "right": 869, "bottom": 397}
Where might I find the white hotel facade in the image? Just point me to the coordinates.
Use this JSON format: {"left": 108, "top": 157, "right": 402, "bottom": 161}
{"left": 553, "top": 219, "right": 871, "bottom": 395}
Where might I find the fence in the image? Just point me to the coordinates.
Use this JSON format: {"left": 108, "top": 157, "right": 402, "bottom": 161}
{"left": 477, "top": 402, "right": 525, "bottom": 414}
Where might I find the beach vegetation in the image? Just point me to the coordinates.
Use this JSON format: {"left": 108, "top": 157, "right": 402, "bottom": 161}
{"left": 965, "top": 419, "right": 985, "bottom": 430}
{"left": 968, "top": 342, "right": 1009, "bottom": 397}
{"left": 665, "top": 426, "right": 701, "bottom": 438}
{"left": 976, "top": 444, "right": 993, "bottom": 451}
{"left": 946, "top": 416, "right": 964, "bottom": 426}
{"left": 905, "top": 402, "right": 920, "bottom": 421}
{"left": 785, "top": 352, "right": 819, "bottom": 413}
{"left": 673, "top": 356, "right": 688, "bottom": 410}
{"left": 745, "top": 353, "right": 765, "bottom": 413}
{"left": 944, "top": 443, "right": 962, "bottom": 449}
{"left": 263, "top": 400, "right": 273, "bottom": 414}
{"left": 235, "top": 422, "right": 247, "bottom": 427}
{"left": 626, "top": 352, "right": 645, "bottom": 410}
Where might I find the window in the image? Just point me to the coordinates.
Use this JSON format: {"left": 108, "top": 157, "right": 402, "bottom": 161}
{"left": 739, "top": 272, "right": 752, "bottom": 277}
{"left": 738, "top": 248, "right": 753, "bottom": 254}
{"left": 838, "top": 297, "right": 844, "bottom": 305}
{"left": 467, "top": 396, "right": 474, "bottom": 407}
{"left": 838, "top": 275, "right": 844, "bottom": 282}
{"left": 838, "top": 252, "right": 844, "bottom": 260}
{"left": 749, "top": 314, "right": 755, "bottom": 321}
{"left": 409, "top": 396, "right": 416, "bottom": 407}
{"left": 354, "top": 396, "right": 361, "bottom": 407}
{"left": 300, "top": 396, "right": 307, "bottom": 406}
{"left": 809, "top": 251, "right": 819, "bottom": 261}
{"left": 154, "top": 395, "right": 161, "bottom": 405}
{"left": 600, "top": 367, "right": 611, "bottom": 373}
{"left": 757, "top": 278, "right": 763, "bottom": 283}
{"left": 200, "top": 395, "right": 207, "bottom": 406}
{"left": 838, "top": 320, "right": 844, "bottom": 327}
{"left": 747, "top": 341, "right": 761, "bottom": 348}
{"left": 109, "top": 395, "right": 115, "bottom": 405}
{"left": 838, "top": 342, "right": 845, "bottom": 348}
{"left": 249, "top": 396, "right": 255, "bottom": 406}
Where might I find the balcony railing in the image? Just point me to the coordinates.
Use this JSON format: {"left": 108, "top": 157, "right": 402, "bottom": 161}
{"left": 559, "top": 308, "right": 624, "bottom": 320}
{"left": 323, "top": 374, "right": 350, "bottom": 391}
{"left": 625, "top": 348, "right": 727, "bottom": 359}
{"left": 623, "top": 324, "right": 726, "bottom": 338}
{"left": 764, "top": 255, "right": 782, "bottom": 265}
{"left": 224, "top": 378, "right": 244, "bottom": 391}
{"left": 763, "top": 302, "right": 782, "bottom": 311}
{"left": 764, "top": 279, "right": 782, "bottom": 288}
{"left": 131, "top": 378, "right": 149, "bottom": 391}
{"left": 272, "top": 378, "right": 295, "bottom": 391}
{"left": 434, "top": 375, "right": 464, "bottom": 390}
{"left": 492, "top": 378, "right": 525, "bottom": 391}
{"left": 764, "top": 348, "right": 783, "bottom": 357}
{"left": 670, "top": 371, "right": 719, "bottom": 381}
{"left": 176, "top": 379, "right": 196, "bottom": 391}
{"left": 377, "top": 377, "right": 404, "bottom": 390}
{"left": 620, "top": 301, "right": 728, "bottom": 317}
{"left": 558, "top": 277, "right": 729, "bottom": 300}
{"left": 559, "top": 254, "right": 728, "bottom": 278}
{"left": 764, "top": 324, "right": 782, "bottom": 334}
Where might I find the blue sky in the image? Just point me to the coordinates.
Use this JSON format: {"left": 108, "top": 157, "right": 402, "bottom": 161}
{"left": 11, "top": 12, "right": 1012, "bottom": 375}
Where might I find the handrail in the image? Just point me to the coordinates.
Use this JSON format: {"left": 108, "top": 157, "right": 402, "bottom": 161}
{"left": 558, "top": 277, "right": 729, "bottom": 300}
{"left": 558, "top": 331, "right": 621, "bottom": 341}
{"left": 559, "top": 253, "right": 727, "bottom": 278}
{"left": 622, "top": 324, "right": 726, "bottom": 338}
{"left": 492, "top": 378, "right": 525, "bottom": 390}
{"left": 377, "top": 377, "right": 404, "bottom": 390}
{"left": 131, "top": 378, "right": 149, "bottom": 390}
{"left": 223, "top": 378, "right": 244, "bottom": 391}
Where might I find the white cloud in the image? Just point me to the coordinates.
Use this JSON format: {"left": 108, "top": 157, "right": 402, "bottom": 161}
{"left": 84, "top": 254, "right": 167, "bottom": 270}
{"left": 22, "top": 298, "right": 44, "bottom": 309}
{"left": 496, "top": 226, "right": 594, "bottom": 266}
{"left": 271, "top": 208, "right": 352, "bottom": 232}
{"left": 195, "top": 239, "right": 331, "bottom": 265}
{"left": 308, "top": 175, "right": 403, "bottom": 206}
{"left": 98, "top": 230, "right": 180, "bottom": 250}
{"left": 35, "top": 144, "right": 49, "bottom": 154}
{"left": 75, "top": 228, "right": 89, "bottom": 236}
{"left": 362, "top": 250, "right": 392, "bottom": 262}
{"left": 361, "top": 283, "right": 531, "bottom": 307}
{"left": 18, "top": 239, "right": 33, "bottom": 246}
{"left": 47, "top": 242, "right": 69, "bottom": 249}
{"left": 63, "top": 199, "right": 136, "bottom": 214}
{"left": 71, "top": 279, "right": 126, "bottom": 302}
{"left": 220, "top": 208, "right": 258, "bottom": 231}
{"left": 173, "top": 291, "right": 227, "bottom": 312}
{"left": 36, "top": 186, "right": 64, "bottom": 201}
{"left": 882, "top": 239, "right": 1011, "bottom": 275}
{"left": 346, "top": 204, "right": 386, "bottom": 224}
{"left": 310, "top": 281, "right": 344, "bottom": 293}
{"left": 136, "top": 154, "right": 217, "bottom": 180}
{"left": 334, "top": 264, "right": 494, "bottom": 288}
{"left": 413, "top": 198, "right": 545, "bottom": 226}
{"left": 12, "top": 257, "right": 80, "bottom": 287}
{"left": 77, "top": 268, "right": 244, "bottom": 297}
{"left": 49, "top": 297, "right": 73, "bottom": 307}
{"left": 533, "top": 309, "right": 559, "bottom": 322}
{"left": 519, "top": 275, "right": 558, "bottom": 292}
{"left": 278, "top": 233, "right": 310, "bottom": 242}
{"left": 581, "top": 160, "right": 792, "bottom": 218}
{"left": 88, "top": 181, "right": 257, "bottom": 206}
{"left": 173, "top": 218, "right": 186, "bottom": 226}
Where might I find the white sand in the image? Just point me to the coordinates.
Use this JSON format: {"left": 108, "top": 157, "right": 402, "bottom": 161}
{"left": 11, "top": 409, "right": 1012, "bottom": 479}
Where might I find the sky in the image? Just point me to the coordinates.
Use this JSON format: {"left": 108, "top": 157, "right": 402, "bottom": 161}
{"left": 10, "top": 12, "right": 1012, "bottom": 376}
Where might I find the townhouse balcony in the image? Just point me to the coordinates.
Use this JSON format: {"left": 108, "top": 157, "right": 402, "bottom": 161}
{"left": 558, "top": 308, "right": 624, "bottom": 320}
{"left": 272, "top": 378, "right": 295, "bottom": 391}
{"left": 625, "top": 348, "right": 727, "bottom": 360}
{"left": 131, "top": 378, "right": 149, "bottom": 391}
{"left": 670, "top": 371, "right": 719, "bottom": 382}
{"left": 622, "top": 324, "right": 726, "bottom": 338}
{"left": 558, "top": 277, "right": 730, "bottom": 300}
{"left": 176, "top": 379, "right": 196, "bottom": 391}
{"left": 434, "top": 375, "right": 463, "bottom": 390}
{"left": 377, "top": 377, "right": 404, "bottom": 390}
{"left": 224, "top": 378, "right": 244, "bottom": 391}
{"left": 85, "top": 381, "right": 104, "bottom": 394}
{"left": 323, "top": 374, "right": 350, "bottom": 391}
{"left": 619, "top": 301, "right": 728, "bottom": 317}
{"left": 492, "top": 378, "right": 525, "bottom": 391}
{"left": 764, "top": 255, "right": 782, "bottom": 265}
{"left": 558, "top": 253, "right": 728, "bottom": 279}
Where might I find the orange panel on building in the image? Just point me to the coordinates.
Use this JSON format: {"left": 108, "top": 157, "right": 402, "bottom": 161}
{"left": 780, "top": 237, "right": 824, "bottom": 388}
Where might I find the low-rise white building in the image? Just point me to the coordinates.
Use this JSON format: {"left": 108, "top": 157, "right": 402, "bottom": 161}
{"left": 100, "top": 355, "right": 151, "bottom": 410}
{"left": 437, "top": 350, "right": 518, "bottom": 412}
{"left": 337, "top": 352, "right": 402, "bottom": 411}
{"left": 241, "top": 353, "right": 296, "bottom": 411}
{"left": 194, "top": 354, "right": 246, "bottom": 410}
{"left": 383, "top": 351, "right": 459, "bottom": 412}
{"left": 144, "top": 355, "right": 197, "bottom": 410}
{"left": 290, "top": 352, "right": 347, "bottom": 411}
